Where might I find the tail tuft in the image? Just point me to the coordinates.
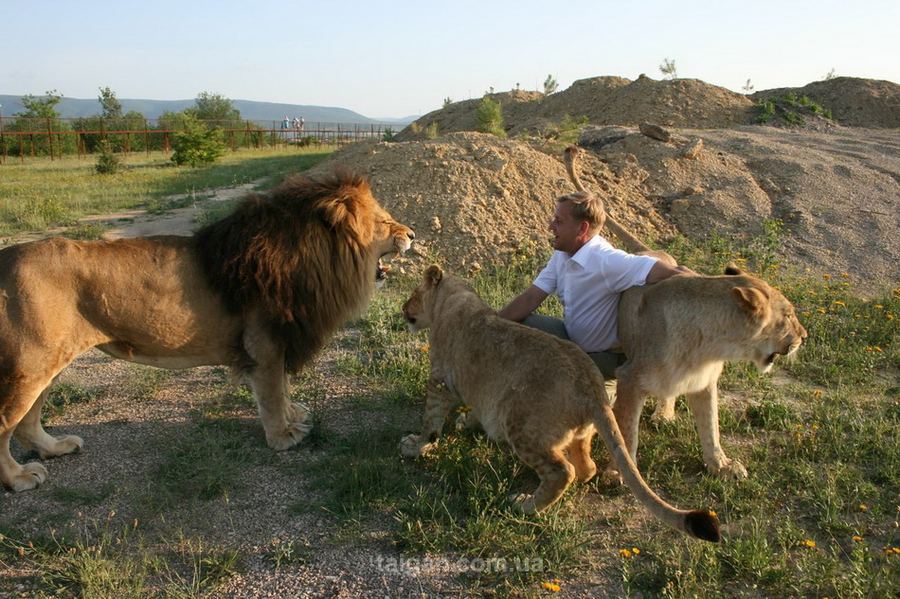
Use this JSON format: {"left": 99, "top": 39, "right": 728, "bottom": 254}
{"left": 685, "top": 510, "right": 721, "bottom": 543}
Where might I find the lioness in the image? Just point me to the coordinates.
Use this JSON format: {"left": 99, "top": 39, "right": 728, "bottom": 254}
{"left": 399, "top": 265, "right": 720, "bottom": 542}
{"left": 613, "top": 265, "right": 807, "bottom": 479}
{"left": 0, "top": 171, "right": 414, "bottom": 492}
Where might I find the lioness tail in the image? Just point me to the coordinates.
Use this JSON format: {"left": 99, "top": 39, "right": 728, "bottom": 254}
{"left": 593, "top": 402, "right": 721, "bottom": 542}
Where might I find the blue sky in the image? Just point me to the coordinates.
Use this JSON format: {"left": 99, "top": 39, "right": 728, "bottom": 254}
{"left": 2, "top": 0, "right": 897, "bottom": 118}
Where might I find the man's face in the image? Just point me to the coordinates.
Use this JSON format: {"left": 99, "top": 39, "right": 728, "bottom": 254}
{"left": 549, "top": 200, "right": 585, "bottom": 254}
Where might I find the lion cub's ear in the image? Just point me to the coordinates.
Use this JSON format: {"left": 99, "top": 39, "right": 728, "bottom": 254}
{"left": 724, "top": 263, "right": 745, "bottom": 276}
{"left": 732, "top": 286, "right": 768, "bottom": 317}
{"left": 424, "top": 265, "right": 444, "bottom": 287}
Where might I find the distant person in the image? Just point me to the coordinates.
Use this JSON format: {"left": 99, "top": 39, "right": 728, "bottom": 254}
{"left": 299, "top": 117, "right": 305, "bottom": 132}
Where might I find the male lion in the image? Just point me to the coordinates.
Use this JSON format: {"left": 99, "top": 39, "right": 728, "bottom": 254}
{"left": 0, "top": 171, "right": 414, "bottom": 492}
{"left": 399, "top": 265, "right": 720, "bottom": 542}
{"left": 614, "top": 265, "right": 807, "bottom": 479}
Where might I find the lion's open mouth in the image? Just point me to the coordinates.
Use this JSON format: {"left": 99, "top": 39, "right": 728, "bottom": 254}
{"left": 376, "top": 258, "right": 392, "bottom": 283}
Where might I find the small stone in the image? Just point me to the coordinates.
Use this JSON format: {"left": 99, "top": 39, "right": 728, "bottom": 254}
{"left": 430, "top": 216, "right": 442, "bottom": 232}
{"left": 639, "top": 123, "right": 671, "bottom": 142}
{"left": 679, "top": 138, "right": 703, "bottom": 159}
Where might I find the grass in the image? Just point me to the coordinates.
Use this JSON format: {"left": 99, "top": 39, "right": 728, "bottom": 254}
{"left": 1, "top": 161, "right": 896, "bottom": 595}
{"left": 0, "top": 145, "right": 334, "bottom": 236}
{"left": 755, "top": 92, "right": 834, "bottom": 126}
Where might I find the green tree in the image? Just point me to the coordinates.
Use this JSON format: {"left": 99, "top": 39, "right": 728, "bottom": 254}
{"left": 18, "top": 90, "right": 63, "bottom": 118}
{"left": 189, "top": 92, "right": 241, "bottom": 124}
{"left": 543, "top": 74, "right": 559, "bottom": 95}
{"left": 98, "top": 86, "right": 122, "bottom": 119}
{"left": 659, "top": 58, "right": 677, "bottom": 80}
{"left": 476, "top": 96, "right": 506, "bottom": 138}
{"left": 171, "top": 113, "right": 226, "bottom": 167}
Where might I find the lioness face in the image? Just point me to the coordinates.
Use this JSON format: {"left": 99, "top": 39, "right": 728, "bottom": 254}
{"left": 402, "top": 265, "right": 443, "bottom": 332}
{"left": 372, "top": 205, "right": 414, "bottom": 286}
{"left": 754, "top": 292, "right": 808, "bottom": 373}
{"left": 401, "top": 283, "right": 431, "bottom": 332}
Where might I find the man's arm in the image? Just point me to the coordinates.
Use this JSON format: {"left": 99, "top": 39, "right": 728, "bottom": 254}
{"left": 645, "top": 260, "right": 697, "bottom": 284}
{"left": 498, "top": 285, "right": 549, "bottom": 322}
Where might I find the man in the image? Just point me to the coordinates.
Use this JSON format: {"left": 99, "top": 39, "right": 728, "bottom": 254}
{"left": 498, "top": 191, "right": 692, "bottom": 379}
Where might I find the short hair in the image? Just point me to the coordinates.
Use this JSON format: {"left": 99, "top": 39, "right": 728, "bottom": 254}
{"left": 557, "top": 191, "right": 606, "bottom": 231}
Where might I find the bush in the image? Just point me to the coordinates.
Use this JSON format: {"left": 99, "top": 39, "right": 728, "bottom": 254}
{"left": 171, "top": 115, "right": 226, "bottom": 167}
{"left": 424, "top": 122, "right": 439, "bottom": 139}
{"left": 476, "top": 96, "right": 506, "bottom": 138}
{"left": 382, "top": 126, "right": 395, "bottom": 142}
{"left": 95, "top": 139, "right": 121, "bottom": 174}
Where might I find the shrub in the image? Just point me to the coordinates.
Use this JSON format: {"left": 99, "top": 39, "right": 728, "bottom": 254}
{"left": 424, "top": 122, "right": 439, "bottom": 139}
{"left": 476, "top": 96, "right": 506, "bottom": 138}
{"left": 95, "top": 139, "right": 121, "bottom": 174}
{"left": 171, "top": 115, "right": 226, "bottom": 167}
{"left": 382, "top": 126, "right": 395, "bottom": 142}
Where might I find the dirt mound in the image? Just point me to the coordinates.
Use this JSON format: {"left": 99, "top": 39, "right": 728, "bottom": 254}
{"left": 311, "top": 125, "right": 898, "bottom": 293}
{"left": 753, "top": 77, "right": 900, "bottom": 128}
{"left": 400, "top": 75, "right": 756, "bottom": 139}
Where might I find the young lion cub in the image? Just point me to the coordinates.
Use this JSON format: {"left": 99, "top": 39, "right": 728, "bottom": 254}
{"left": 399, "top": 265, "right": 720, "bottom": 542}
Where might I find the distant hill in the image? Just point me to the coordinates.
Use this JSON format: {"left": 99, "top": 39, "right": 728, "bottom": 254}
{"left": 0, "top": 95, "right": 416, "bottom": 126}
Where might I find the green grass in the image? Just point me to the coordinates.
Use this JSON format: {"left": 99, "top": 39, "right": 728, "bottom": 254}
{"left": 2, "top": 162, "right": 896, "bottom": 596}
{"left": 0, "top": 146, "right": 334, "bottom": 236}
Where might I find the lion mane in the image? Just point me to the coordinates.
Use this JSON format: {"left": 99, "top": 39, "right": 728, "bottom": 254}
{"left": 0, "top": 170, "right": 413, "bottom": 492}
{"left": 194, "top": 171, "right": 392, "bottom": 373}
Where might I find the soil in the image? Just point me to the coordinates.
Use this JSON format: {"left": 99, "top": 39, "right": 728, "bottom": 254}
{"left": 2, "top": 73, "right": 898, "bottom": 596}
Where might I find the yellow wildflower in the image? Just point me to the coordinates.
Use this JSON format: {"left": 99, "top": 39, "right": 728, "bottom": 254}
{"left": 883, "top": 546, "right": 900, "bottom": 555}
{"left": 823, "top": 274, "right": 831, "bottom": 280}
{"left": 873, "top": 304, "right": 883, "bottom": 310}
{"left": 841, "top": 272, "right": 850, "bottom": 278}
{"left": 632, "top": 547, "right": 641, "bottom": 555}
{"left": 812, "top": 389, "right": 823, "bottom": 399}
{"left": 619, "top": 548, "right": 633, "bottom": 558}
{"left": 541, "top": 581, "right": 561, "bottom": 592}
{"left": 802, "top": 539, "right": 817, "bottom": 549}
{"left": 859, "top": 503, "right": 868, "bottom": 512}
{"left": 852, "top": 535, "right": 863, "bottom": 542}
{"left": 833, "top": 300, "right": 846, "bottom": 307}
{"left": 709, "top": 509, "right": 717, "bottom": 518}
{"left": 886, "top": 313, "right": 894, "bottom": 320}
{"left": 817, "top": 307, "right": 827, "bottom": 314}
{"left": 420, "top": 343, "right": 430, "bottom": 353}
{"left": 873, "top": 346, "right": 883, "bottom": 353}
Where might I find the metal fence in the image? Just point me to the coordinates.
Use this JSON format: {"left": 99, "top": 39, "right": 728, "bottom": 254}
{"left": 0, "top": 116, "right": 403, "bottom": 164}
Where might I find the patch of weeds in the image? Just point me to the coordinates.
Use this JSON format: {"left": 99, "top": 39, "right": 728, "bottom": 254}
{"left": 743, "top": 397, "right": 795, "bottom": 430}
{"left": 393, "top": 434, "right": 592, "bottom": 582}
{"left": 51, "top": 483, "right": 115, "bottom": 506}
{"left": 194, "top": 197, "right": 239, "bottom": 228}
{"left": 45, "top": 382, "right": 94, "bottom": 418}
{"left": 755, "top": 93, "right": 833, "bottom": 127}
{"left": 163, "top": 534, "right": 243, "bottom": 594}
{"left": 148, "top": 412, "right": 263, "bottom": 506}
{"left": 125, "top": 365, "right": 170, "bottom": 400}
{"left": 267, "top": 539, "right": 311, "bottom": 570}
{"left": 2, "top": 520, "right": 150, "bottom": 598}
{"left": 61, "top": 222, "right": 109, "bottom": 240}
{"left": 303, "top": 424, "right": 420, "bottom": 521}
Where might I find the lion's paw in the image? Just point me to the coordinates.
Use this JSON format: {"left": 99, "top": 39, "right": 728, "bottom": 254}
{"left": 38, "top": 434, "right": 84, "bottom": 459}
{"left": 285, "top": 401, "right": 310, "bottom": 425}
{"left": 399, "top": 434, "right": 436, "bottom": 458}
{"left": 510, "top": 493, "right": 538, "bottom": 515}
{"left": 266, "top": 420, "right": 312, "bottom": 451}
{"left": 709, "top": 458, "right": 748, "bottom": 480}
{"left": 7, "top": 462, "right": 49, "bottom": 493}
{"left": 599, "top": 467, "right": 625, "bottom": 486}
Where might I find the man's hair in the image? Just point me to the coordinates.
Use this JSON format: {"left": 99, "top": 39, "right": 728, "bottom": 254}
{"left": 557, "top": 191, "right": 606, "bottom": 231}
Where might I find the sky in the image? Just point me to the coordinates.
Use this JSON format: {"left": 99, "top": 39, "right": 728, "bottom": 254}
{"left": 1, "top": 0, "right": 898, "bottom": 119}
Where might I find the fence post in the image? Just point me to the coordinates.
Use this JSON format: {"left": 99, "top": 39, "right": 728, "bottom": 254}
{"left": 145, "top": 118, "right": 150, "bottom": 157}
{"left": 46, "top": 117, "right": 54, "bottom": 160}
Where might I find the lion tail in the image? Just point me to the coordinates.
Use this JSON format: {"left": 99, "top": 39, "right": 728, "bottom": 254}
{"left": 593, "top": 403, "right": 721, "bottom": 543}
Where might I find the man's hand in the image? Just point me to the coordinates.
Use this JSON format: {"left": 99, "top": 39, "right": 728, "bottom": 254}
{"left": 498, "top": 285, "right": 548, "bottom": 321}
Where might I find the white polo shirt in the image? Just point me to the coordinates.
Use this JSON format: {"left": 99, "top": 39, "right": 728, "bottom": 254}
{"left": 533, "top": 235, "right": 657, "bottom": 352}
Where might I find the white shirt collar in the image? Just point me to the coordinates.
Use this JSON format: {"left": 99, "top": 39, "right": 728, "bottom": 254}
{"left": 568, "top": 235, "right": 608, "bottom": 267}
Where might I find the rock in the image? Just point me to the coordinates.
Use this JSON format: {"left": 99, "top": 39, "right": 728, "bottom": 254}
{"left": 430, "top": 216, "right": 442, "bottom": 232}
{"left": 679, "top": 138, "right": 704, "bottom": 159}
{"left": 639, "top": 123, "right": 671, "bottom": 142}
{"left": 578, "top": 125, "right": 633, "bottom": 148}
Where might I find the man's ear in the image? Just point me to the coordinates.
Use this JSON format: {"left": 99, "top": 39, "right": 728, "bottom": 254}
{"left": 578, "top": 220, "right": 591, "bottom": 238}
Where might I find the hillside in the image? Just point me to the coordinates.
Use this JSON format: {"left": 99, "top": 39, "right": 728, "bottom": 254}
{"left": 0, "top": 95, "right": 414, "bottom": 125}
{"left": 400, "top": 75, "right": 900, "bottom": 138}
